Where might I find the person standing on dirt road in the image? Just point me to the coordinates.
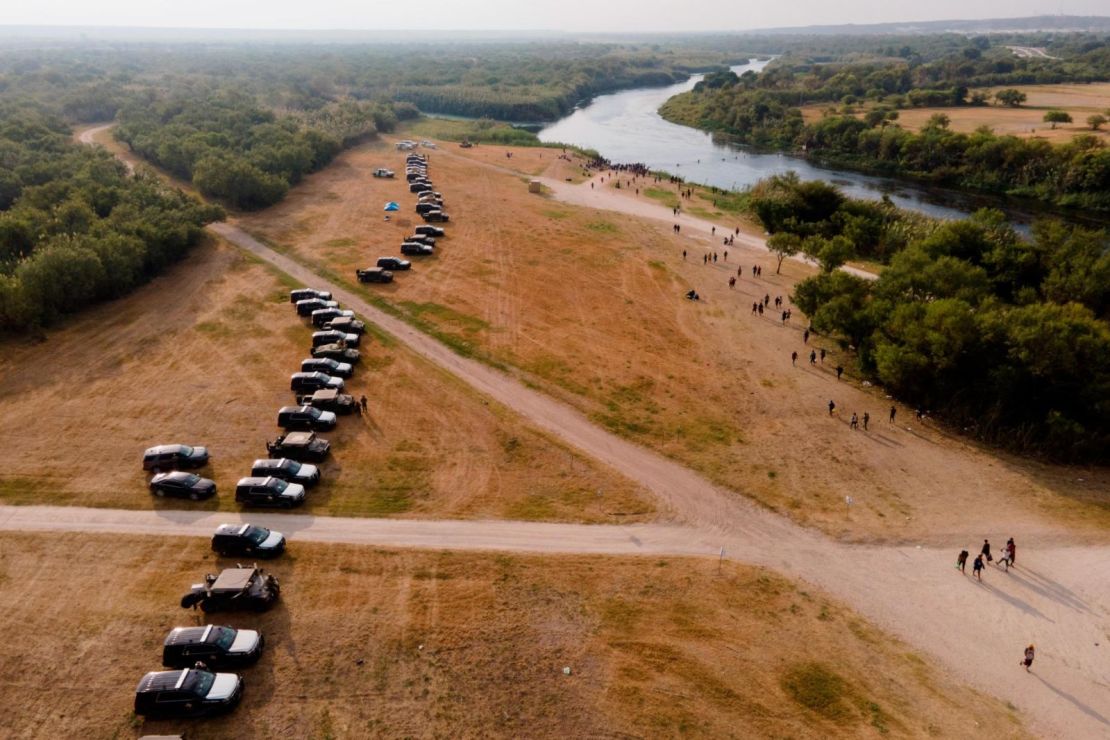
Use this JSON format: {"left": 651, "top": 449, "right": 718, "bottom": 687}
{"left": 828, "top": 399, "right": 836, "bottom": 416}
{"left": 791, "top": 351, "right": 798, "bottom": 366}
{"left": 956, "top": 550, "right": 969, "bottom": 573}
{"left": 360, "top": 395, "right": 368, "bottom": 414}
{"left": 850, "top": 413, "right": 858, "bottom": 430}
{"left": 682, "top": 250, "right": 686, "bottom": 260}
{"left": 810, "top": 350, "right": 817, "bottom": 365}
{"left": 862, "top": 412, "right": 870, "bottom": 430}
{"left": 1021, "top": 645, "right": 1035, "bottom": 671}
{"left": 836, "top": 365, "right": 844, "bottom": 380}
{"left": 973, "top": 554, "right": 985, "bottom": 581}
{"left": 889, "top": 406, "right": 897, "bottom": 423}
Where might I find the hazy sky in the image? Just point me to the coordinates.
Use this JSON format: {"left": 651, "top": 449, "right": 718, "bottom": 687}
{"left": 1, "top": 0, "right": 1107, "bottom": 32}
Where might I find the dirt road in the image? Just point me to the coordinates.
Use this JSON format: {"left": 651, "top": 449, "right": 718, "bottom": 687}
{"left": 74, "top": 130, "right": 1110, "bottom": 738}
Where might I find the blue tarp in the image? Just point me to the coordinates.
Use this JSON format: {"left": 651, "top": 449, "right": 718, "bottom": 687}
{"left": 384, "top": 202, "right": 400, "bottom": 211}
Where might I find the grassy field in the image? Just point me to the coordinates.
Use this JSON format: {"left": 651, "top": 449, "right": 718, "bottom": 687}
{"left": 236, "top": 135, "right": 1110, "bottom": 544}
{"left": 0, "top": 238, "right": 652, "bottom": 523}
{"left": 802, "top": 82, "right": 1110, "bottom": 143}
{"left": 0, "top": 531, "right": 1027, "bottom": 738}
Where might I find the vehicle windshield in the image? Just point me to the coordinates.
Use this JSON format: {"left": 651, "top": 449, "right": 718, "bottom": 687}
{"left": 245, "top": 525, "right": 271, "bottom": 545}
{"left": 179, "top": 445, "right": 194, "bottom": 455}
{"left": 178, "top": 474, "right": 200, "bottom": 485}
{"left": 279, "top": 459, "right": 300, "bottom": 473}
{"left": 271, "top": 479, "right": 288, "bottom": 492}
{"left": 183, "top": 670, "right": 215, "bottom": 697}
{"left": 209, "top": 627, "right": 237, "bottom": 650}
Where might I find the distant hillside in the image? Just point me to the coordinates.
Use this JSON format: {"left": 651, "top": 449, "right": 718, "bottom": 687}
{"left": 746, "top": 15, "right": 1110, "bottom": 36}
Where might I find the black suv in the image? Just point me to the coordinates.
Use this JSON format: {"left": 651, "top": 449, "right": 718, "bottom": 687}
{"left": 414, "top": 225, "right": 445, "bottom": 237}
{"left": 311, "top": 330, "right": 360, "bottom": 348}
{"left": 301, "top": 357, "right": 353, "bottom": 378}
{"left": 212, "top": 522, "right": 287, "bottom": 558}
{"left": 401, "top": 242, "right": 434, "bottom": 256}
{"left": 312, "top": 343, "right": 360, "bottom": 363}
{"left": 311, "top": 307, "right": 354, "bottom": 328}
{"left": 250, "top": 458, "right": 320, "bottom": 486}
{"left": 277, "top": 405, "right": 337, "bottom": 432}
{"left": 150, "top": 471, "right": 217, "bottom": 501}
{"left": 142, "top": 444, "right": 209, "bottom": 472}
{"left": 134, "top": 669, "right": 243, "bottom": 718}
{"left": 297, "top": 388, "right": 356, "bottom": 415}
{"left": 376, "top": 257, "right": 411, "bottom": 271}
{"left": 266, "top": 431, "right": 330, "bottom": 462}
{"left": 235, "top": 476, "right": 306, "bottom": 508}
{"left": 356, "top": 267, "right": 394, "bottom": 284}
{"left": 162, "top": 625, "right": 264, "bottom": 669}
{"left": 295, "top": 298, "right": 338, "bottom": 317}
{"left": 180, "top": 566, "right": 281, "bottom": 612}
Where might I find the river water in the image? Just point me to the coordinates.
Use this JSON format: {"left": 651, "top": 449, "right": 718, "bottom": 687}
{"left": 538, "top": 60, "right": 1020, "bottom": 223}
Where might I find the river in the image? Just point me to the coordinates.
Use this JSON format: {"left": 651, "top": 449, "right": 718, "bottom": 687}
{"left": 538, "top": 60, "right": 1026, "bottom": 224}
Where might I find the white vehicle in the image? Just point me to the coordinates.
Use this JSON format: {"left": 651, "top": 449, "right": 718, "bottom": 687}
{"left": 420, "top": 140, "right": 437, "bottom": 149}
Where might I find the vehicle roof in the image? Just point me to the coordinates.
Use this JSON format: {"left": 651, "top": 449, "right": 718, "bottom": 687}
{"left": 281, "top": 431, "right": 315, "bottom": 444}
{"left": 163, "top": 625, "right": 218, "bottom": 647}
{"left": 144, "top": 444, "right": 188, "bottom": 455}
{"left": 237, "top": 476, "right": 278, "bottom": 487}
{"left": 210, "top": 567, "right": 258, "bottom": 592}
{"left": 214, "top": 522, "right": 253, "bottom": 535}
{"left": 136, "top": 669, "right": 190, "bottom": 693}
{"left": 278, "top": 405, "right": 315, "bottom": 413}
{"left": 309, "top": 388, "right": 339, "bottom": 400}
{"left": 153, "top": 471, "right": 196, "bottom": 481}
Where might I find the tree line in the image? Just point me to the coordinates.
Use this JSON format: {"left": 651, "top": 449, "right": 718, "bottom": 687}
{"left": 0, "top": 106, "right": 223, "bottom": 332}
{"left": 750, "top": 174, "right": 1110, "bottom": 461}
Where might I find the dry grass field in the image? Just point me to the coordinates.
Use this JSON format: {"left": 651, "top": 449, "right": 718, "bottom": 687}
{"left": 236, "top": 136, "right": 1110, "bottom": 544}
{"left": 0, "top": 531, "right": 1027, "bottom": 739}
{"left": 802, "top": 82, "right": 1110, "bottom": 143}
{"left": 0, "top": 238, "right": 652, "bottom": 523}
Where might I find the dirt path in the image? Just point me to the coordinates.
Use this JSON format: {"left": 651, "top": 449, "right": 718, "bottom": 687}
{"left": 75, "top": 131, "right": 1110, "bottom": 738}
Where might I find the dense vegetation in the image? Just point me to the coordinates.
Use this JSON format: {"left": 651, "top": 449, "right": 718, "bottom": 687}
{"left": 0, "top": 106, "right": 222, "bottom": 332}
{"left": 750, "top": 175, "right": 1110, "bottom": 461}
{"left": 114, "top": 97, "right": 414, "bottom": 209}
{"left": 661, "top": 33, "right": 1110, "bottom": 211}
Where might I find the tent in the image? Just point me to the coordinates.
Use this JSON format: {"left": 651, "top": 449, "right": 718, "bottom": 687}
{"left": 383, "top": 202, "right": 400, "bottom": 212}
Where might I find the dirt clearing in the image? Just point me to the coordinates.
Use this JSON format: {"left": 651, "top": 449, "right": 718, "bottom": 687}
{"left": 0, "top": 239, "right": 651, "bottom": 523}
{"left": 235, "top": 137, "right": 1110, "bottom": 544}
{"left": 0, "top": 531, "right": 1026, "bottom": 739}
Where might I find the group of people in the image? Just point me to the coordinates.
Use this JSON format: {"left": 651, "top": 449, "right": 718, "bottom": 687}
{"left": 957, "top": 538, "right": 1018, "bottom": 580}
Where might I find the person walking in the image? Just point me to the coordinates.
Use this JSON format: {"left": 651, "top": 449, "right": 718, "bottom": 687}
{"left": 810, "top": 350, "right": 817, "bottom": 365}
{"left": 803, "top": 329, "right": 810, "bottom": 344}
{"left": 1021, "top": 645, "right": 1035, "bottom": 672}
{"left": 791, "top": 351, "right": 798, "bottom": 367}
{"left": 956, "top": 549, "right": 969, "bottom": 573}
{"left": 752, "top": 302, "right": 758, "bottom": 315}
{"left": 862, "top": 412, "right": 869, "bottom": 430}
{"left": 828, "top": 399, "right": 836, "bottom": 416}
{"left": 757, "top": 303, "right": 763, "bottom": 316}
{"left": 973, "top": 554, "right": 985, "bottom": 581}
{"left": 819, "top": 348, "right": 826, "bottom": 364}
{"left": 360, "top": 395, "right": 368, "bottom": 414}
{"left": 889, "top": 406, "right": 897, "bottom": 423}
{"left": 682, "top": 250, "right": 686, "bottom": 260}
{"left": 728, "top": 276, "right": 736, "bottom": 289}
{"left": 1000, "top": 538, "right": 1016, "bottom": 570}
{"left": 981, "top": 539, "right": 993, "bottom": 564}
{"left": 836, "top": 365, "right": 844, "bottom": 380}
{"left": 850, "top": 413, "right": 859, "bottom": 430}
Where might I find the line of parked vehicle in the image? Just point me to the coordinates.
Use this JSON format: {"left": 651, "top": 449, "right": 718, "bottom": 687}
{"left": 132, "top": 287, "right": 373, "bottom": 722}
{"left": 356, "top": 152, "right": 449, "bottom": 285}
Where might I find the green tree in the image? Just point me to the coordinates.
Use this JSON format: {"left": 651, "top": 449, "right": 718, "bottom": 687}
{"left": 767, "top": 232, "right": 801, "bottom": 273}
{"left": 1087, "top": 114, "right": 1107, "bottom": 131}
{"left": 1042, "top": 110, "right": 1072, "bottom": 129}
{"left": 994, "top": 89, "right": 1027, "bottom": 107}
